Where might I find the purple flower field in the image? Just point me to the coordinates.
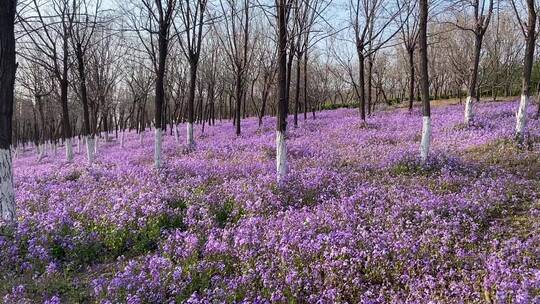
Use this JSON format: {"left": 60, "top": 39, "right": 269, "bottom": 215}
{"left": 1, "top": 101, "right": 540, "bottom": 303}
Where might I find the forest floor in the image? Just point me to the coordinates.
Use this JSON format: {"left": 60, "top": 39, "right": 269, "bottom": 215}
{"left": 1, "top": 100, "right": 539, "bottom": 303}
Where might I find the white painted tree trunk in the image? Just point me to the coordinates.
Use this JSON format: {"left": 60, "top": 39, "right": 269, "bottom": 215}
{"left": 86, "top": 136, "right": 95, "bottom": 164}
{"left": 464, "top": 96, "right": 473, "bottom": 125}
{"left": 515, "top": 94, "right": 528, "bottom": 139}
{"left": 94, "top": 137, "right": 99, "bottom": 155}
{"left": 37, "top": 144, "right": 45, "bottom": 162}
{"left": 174, "top": 124, "right": 179, "bottom": 143}
{"left": 0, "top": 149, "right": 16, "bottom": 223}
{"left": 65, "top": 138, "right": 73, "bottom": 162}
{"left": 139, "top": 132, "right": 144, "bottom": 147}
{"left": 186, "top": 123, "right": 194, "bottom": 148}
{"left": 77, "top": 137, "right": 81, "bottom": 154}
{"left": 154, "top": 128, "right": 162, "bottom": 169}
{"left": 276, "top": 131, "right": 288, "bottom": 184}
{"left": 120, "top": 131, "right": 125, "bottom": 148}
{"left": 105, "top": 132, "right": 109, "bottom": 142}
{"left": 420, "top": 116, "right": 431, "bottom": 163}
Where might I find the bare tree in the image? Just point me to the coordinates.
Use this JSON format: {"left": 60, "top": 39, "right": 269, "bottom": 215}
{"left": 512, "top": 0, "right": 537, "bottom": 144}
{"left": 20, "top": 0, "right": 77, "bottom": 161}
{"left": 254, "top": 32, "right": 277, "bottom": 126}
{"left": 83, "top": 24, "right": 124, "bottom": 148}
{"left": 175, "top": 0, "right": 207, "bottom": 148}
{"left": 350, "top": 0, "right": 403, "bottom": 123}
{"left": 446, "top": 0, "right": 494, "bottom": 125}
{"left": 125, "top": 61, "right": 154, "bottom": 146}
{"left": 68, "top": 0, "right": 101, "bottom": 163}
{"left": 124, "top": 0, "right": 177, "bottom": 168}
{"left": 275, "top": 0, "right": 292, "bottom": 184}
{"left": 399, "top": 0, "right": 418, "bottom": 111}
{"left": 419, "top": 0, "right": 431, "bottom": 162}
{"left": 216, "top": 0, "right": 254, "bottom": 135}
{"left": 0, "top": 0, "right": 17, "bottom": 224}
{"left": 18, "top": 61, "right": 53, "bottom": 161}
{"left": 292, "top": 0, "right": 328, "bottom": 126}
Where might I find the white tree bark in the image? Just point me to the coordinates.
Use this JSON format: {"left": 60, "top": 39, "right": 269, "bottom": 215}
{"left": 37, "top": 144, "right": 45, "bottom": 162}
{"left": 65, "top": 138, "right": 74, "bottom": 162}
{"left": 174, "top": 124, "right": 179, "bottom": 143}
{"left": 186, "top": 122, "right": 194, "bottom": 148}
{"left": 420, "top": 116, "right": 431, "bottom": 163}
{"left": 0, "top": 149, "right": 15, "bottom": 223}
{"left": 120, "top": 131, "right": 125, "bottom": 148}
{"left": 515, "top": 94, "right": 528, "bottom": 139}
{"left": 86, "top": 136, "right": 95, "bottom": 164}
{"left": 464, "top": 96, "right": 474, "bottom": 125}
{"left": 276, "top": 131, "right": 288, "bottom": 184}
{"left": 139, "top": 131, "right": 144, "bottom": 147}
{"left": 77, "top": 137, "right": 81, "bottom": 154}
{"left": 154, "top": 128, "right": 162, "bottom": 169}
{"left": 94, "top": 137, "right": 99, "bottom": 155}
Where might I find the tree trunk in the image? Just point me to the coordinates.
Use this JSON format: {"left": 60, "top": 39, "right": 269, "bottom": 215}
{"left": 465, "top": 34, "right": 483, "bottom": 125}
{"left": 235, "top": 69, "right": 242, "bottom": 136}
{"left": 187, "top": 60, "right": 197, "bottom": 148}
{"left": 515, "top": 0, "right": 536, "bottom": 143}
{"left": 0, "top": 0, "right": 16, "bottom": 223}
{"left": 103, "top": 104, "right": 110, "bottom": 142}
{"left": 294, "top": 55, "right": 301, "bottom": 127}
{"left": 357, "top": 51, "right": 366, "bottom": 123}
{"left": 408, "top": 48, "right": 415, "bottom": 112}
{"left": 36, "top": 95, "right": 47, "bottom": 161}
{"left": 154, "top": 26, "right": 169, "bottom": 169}
{"left": 75, "top": 43, "right": 95, "bottom": 164}
{"left": 276, "top": 0, "right": 288, "bottom": 184}
{"left": 259, "top": 77, "right": 269, "bottom": 127}
{"left": 303, "top": 51, "right": 308, "bottom": 120}
{"left": 61, "top": 32, "right": 73, "bottom": 162}
{"left": 367, "top": 55, "right": 373, "bottom": 116}
{"left": 60, "top": 79, "right": 73, "bottom": 162}
{"left": 419, "top": 0, "right": 431, "bottom": 162}
{"left": 285, "top": 43, "right": 295, "bottom": 117}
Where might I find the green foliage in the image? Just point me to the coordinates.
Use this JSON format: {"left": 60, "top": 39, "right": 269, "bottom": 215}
{"left": 176, "top": 254, "right": 238, "bottom": 302}
{"left": 168, "top": 198, "right": 187, "bottom": 211}
{"left": 390, "top": 161, "right": 429, "bottom": 177}
{"left": 212, "top": 199, "right": 243, "bottom": 228}
{"left": 132, "top": 215, "right": 184, "bottom": 254}
{"left": 96, "top": 213, "right": 185, "bottom": 258}
{"left": 44, "top": 210, "right": 186, "bottom": 272}
{"left": 47, "top": 224, "right": 104, "bottom": 268}
{"left": 35, "top": 273, "right": 91, "bottom": 303}
{"left": 320, "top": 103, "right": 359, "bottom": 110}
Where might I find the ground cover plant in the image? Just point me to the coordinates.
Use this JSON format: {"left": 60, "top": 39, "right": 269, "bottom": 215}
{"left": 1, "top": 100, "right": 539, "bottom": 303}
